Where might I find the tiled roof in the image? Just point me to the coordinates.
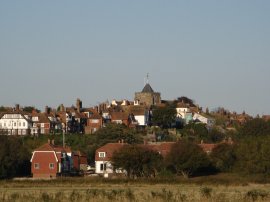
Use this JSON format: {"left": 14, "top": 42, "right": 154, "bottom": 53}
{"left": 110, "top": 111, "right": 128, "bottom": 120}
{"left": 34, "top": 142, "right": 71, "bottom": 153}
{"left": 126, "top": 106, "right": 147, "bottom": 116}
{"left": 142, "top": 83, "right": 154, "bottom": 93}
{"left": 95, "top": 142, "right": 175, "bottom": 161}
{"left": 89, "top": 112, "right": 102, "bottom": 119}
{"left": 95, "top": 143, "right": 127, "bottom": 161}
{"left": 141, "top": 142, "right": 175, "bottom": 158}
{"left": 34, "top": 143, "right": 55, "bottom": 152}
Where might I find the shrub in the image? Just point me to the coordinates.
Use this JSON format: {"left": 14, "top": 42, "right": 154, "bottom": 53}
{"left": 200, "top": 186, "right": 213, "bottom": 198}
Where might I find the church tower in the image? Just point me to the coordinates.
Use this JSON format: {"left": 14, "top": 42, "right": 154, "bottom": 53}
{"left": 134, "top": 74, "right": 161, "bottom": 106}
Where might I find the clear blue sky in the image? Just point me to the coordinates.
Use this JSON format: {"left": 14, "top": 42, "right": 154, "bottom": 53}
{"left": 0, "top": 1, "right": 269, "bottom": 116}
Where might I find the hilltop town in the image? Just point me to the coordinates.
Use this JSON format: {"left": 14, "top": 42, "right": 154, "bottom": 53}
{"left": 0, "top": 82, "right": 258, "bottom": 136}
{"left": 0, "top": 82, "right": 270, "bottom": 180}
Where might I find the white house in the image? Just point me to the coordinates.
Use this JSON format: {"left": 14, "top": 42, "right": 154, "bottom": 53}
{"left": 176, "top": 103, "right": 193, "bottom": 124}
{"left": 193, "top": 113, "right": 215, "bottom": 126}
{"left": 95, "top": 143, "right": 127, "bottom": 176}
{"left": 0, "top": 108, "right": 32, "bottom": 135}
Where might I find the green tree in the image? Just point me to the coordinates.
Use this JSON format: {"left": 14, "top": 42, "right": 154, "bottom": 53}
{"left": 112, "top": 145, "right": 163, "bottom": 178}
{"left": 239, "top": 118, "right": 270, "bottom": 137}
{"left": 23, "top": 106, "right": 40, "bottom": 113}
{"left": 166, "top": 140, "right": 211, "bottom": 178}
{"left": 151, "top": 104, "right": 177, "bottom": 129}
{"left": 234, "top": 136, "right": 270, "bottom": 175}
{"left": 0, "top": 136, "right": 31, "bottom": 179}
{"left": 0, "top": 106, "right": 7, "bottom": 112}
{"left": 180, "top": 123, "right": 209, "bottom": 143}
{"left": 94, "top": 123, "right": 143, "bottom": 145}
{"left": 210, "top": 143, "right": 236, "bottom": 172}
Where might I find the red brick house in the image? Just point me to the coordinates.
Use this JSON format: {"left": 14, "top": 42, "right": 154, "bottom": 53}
{"left": 110, "top": 111, "right": 130, "bottom": 126}
{"left": 85, "top": 111, "right": 103, "bottom": 134}
{"left": 30, "top": 140, "right": 69, "bottom": 178}
{"left": 31, "top": 140, "right": 88, "bottom": 178}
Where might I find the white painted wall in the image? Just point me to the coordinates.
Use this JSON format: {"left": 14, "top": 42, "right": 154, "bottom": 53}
{"left": 193, "top": 113, "right": 214, "bottom": 125}
{"left": 95, "top": 161, "right": 114, "bottom": 174}
{"left": 0, "top": 113, "right": 31, "bottom": 131}
{"left": 134, "top": 115, "right": 146, "bottom": 126}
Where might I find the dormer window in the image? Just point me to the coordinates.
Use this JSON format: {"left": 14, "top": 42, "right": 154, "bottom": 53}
{"left": 99, "top": 152, "right": 106, "bottom": 158}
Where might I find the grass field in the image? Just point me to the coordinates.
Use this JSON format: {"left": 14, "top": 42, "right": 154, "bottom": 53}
{"left": 1, "top": 174, "right": 270, "bottom": 202}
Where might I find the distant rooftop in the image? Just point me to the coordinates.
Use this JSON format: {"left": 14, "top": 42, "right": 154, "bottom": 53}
{"left": 142, "top": 83, "right": 154, "bottom": 93}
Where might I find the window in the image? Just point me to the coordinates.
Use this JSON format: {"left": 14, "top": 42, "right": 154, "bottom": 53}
{"left": 14, "top": 122, "right": 16, "bottom": 127}
{"left": 41, "top": 123, "right": 44, "bottom": 128}
{"left": 32, "top": 117, "right": 39, "bottom": 121}
{"left": 99, "top": 152, "right": 106, "bottom": 158}
{"left": 90, "top": 119, "right": 99, "bottom": 123}
{"left": 49, "top": 163, "right": 54, "bottom": 169}
{"left": 100, "top": 163, "right": 106, "bottom": 171}
{"left": 34, "top": 163, "right": 40, "bottom": 169}
{"left": 23, "top": 122, "right": 25, "bottom": 127}
{"left": 18, "top": 122, "right": 21, "bottom": 127}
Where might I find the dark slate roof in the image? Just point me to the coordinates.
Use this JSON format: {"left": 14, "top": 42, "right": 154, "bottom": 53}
{"left": 142, "top": 83, "right": 154, "bottom": 93}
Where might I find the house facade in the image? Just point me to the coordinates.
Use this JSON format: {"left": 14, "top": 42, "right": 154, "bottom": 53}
{"left": 95, "top": 143, "right": 127, "bottom": 175}
{"left": 30, "top": 140, "right": 88, "bottom": 178}
{"left": 30, "top": 140, "right": 69, "bottom": 178}
{"left": 193, "top": 113, "right": 215, "bottom": 126}
{"left": 95, "top": 142, "right": 175, "bottom": 176}
{"left": 0, "top": 106, "right": 32, "bottom": 135}
{"left": 85, "top": 111, "right": 103, "bottom": 134}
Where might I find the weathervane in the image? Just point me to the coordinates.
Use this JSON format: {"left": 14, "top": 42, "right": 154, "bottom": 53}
{"left": 146, "top": 73, "right": 149, "bottom": 84}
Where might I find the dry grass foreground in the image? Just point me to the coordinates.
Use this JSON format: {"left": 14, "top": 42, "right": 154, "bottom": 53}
{"left": 1, "top": 175, "right": 270, "bottom": 202}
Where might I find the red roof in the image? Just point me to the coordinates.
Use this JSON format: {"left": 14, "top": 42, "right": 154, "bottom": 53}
{"left": 95, "top": 143, "right": 127, "bottom": 161}
{"left": 110, "top": 112, "right": 128, "bottom": 121}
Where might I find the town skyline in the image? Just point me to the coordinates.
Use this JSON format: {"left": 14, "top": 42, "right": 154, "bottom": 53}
{"left": 1, "top": 1, "right": 270, "bottom": 116}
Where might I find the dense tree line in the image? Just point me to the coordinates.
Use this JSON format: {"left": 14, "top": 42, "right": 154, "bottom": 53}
{"left": 0, "top": 136, "right": 31, "bottom": 179}
{"left": 1, "top": 118, "right": 270, "bottom": 179}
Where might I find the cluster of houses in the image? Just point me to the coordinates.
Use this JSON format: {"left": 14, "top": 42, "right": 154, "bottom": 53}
{"left": 31, "top": 138, "right": 234, "bottom": 179}
{"left": 0, "top": 81, "right": 257, "bottom": 178}
{"left": 0, "top": 82, "right": 218, "bottom": 136}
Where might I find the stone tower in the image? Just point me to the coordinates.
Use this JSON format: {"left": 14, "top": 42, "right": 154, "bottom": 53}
{"left": 134, "top": 81, "right": 161, "bottom": 106}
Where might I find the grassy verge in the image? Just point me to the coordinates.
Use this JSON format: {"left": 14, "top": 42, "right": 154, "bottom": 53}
{"left": 0, "top": 174, "right": 270, "bottom": 201}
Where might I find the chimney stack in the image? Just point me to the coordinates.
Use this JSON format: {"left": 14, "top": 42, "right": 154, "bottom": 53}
{"left": 60, "top": 104, "right": 65, "bottom": 112}
{"left": 45, "top": 106, "right": 50, "bottom": 114}
{"left": 76, "top": 98, "right": 82, "bottom": 113}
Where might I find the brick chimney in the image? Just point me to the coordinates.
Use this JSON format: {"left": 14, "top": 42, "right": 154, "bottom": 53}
{"left": 45, "top": 106, "right": 50, "bottom": 114}
{"left": 76, "top": 98, "right": 82, "bottom": 113}
{"left": 15, "top": 104, "right": 20, "bottom": 111}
